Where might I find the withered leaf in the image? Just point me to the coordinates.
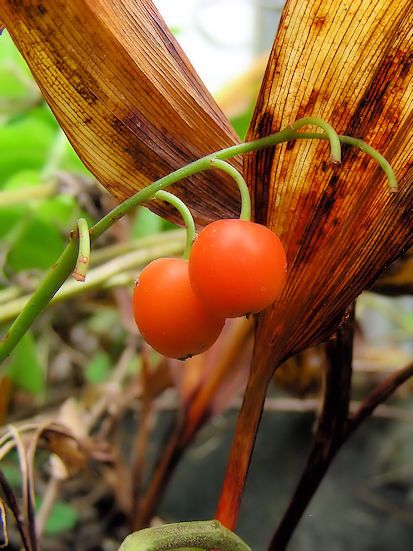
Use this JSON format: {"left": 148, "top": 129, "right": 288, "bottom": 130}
{"left": 247, "top": 0, "right": 413, "bottom": 371}
{"left": 0, "top": 0, "right": 241, "bottom": 225}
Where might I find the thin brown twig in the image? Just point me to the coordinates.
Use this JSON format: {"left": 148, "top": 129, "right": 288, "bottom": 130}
{"left": 130, "top": 348, "right": 156, "bottom": 529}
{"left": 269, "top": 317, "right": 413, "bottom": 550}
{"left": 269, "top": 305, "right": 355, "bottom": 550}
{"left": 7, "top": 425, "right": 39, "bottom": 551}
{"left": 346, "top": 361, "right": 413, "bottom": 436}
{"left": 0, "top": 468, "right": 31, "bottom": 551}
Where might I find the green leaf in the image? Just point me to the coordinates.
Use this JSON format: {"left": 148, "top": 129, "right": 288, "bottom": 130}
{"left": 132, "top": 207, "right": 164, "bottom": 238}
{"left": 4, "top": 332, "right": 45, "bottom": 395}
{"left": 3, "top": 168, "right": 44, "bottom": 190}
{"left": 5, "top": 215, "right": 65, "bottom": 273}
{"left": 36, "top": 195, "right": 78, "bottom": 229}
{"left": 84, "top": 352, "right": 111, "bottom": 384}
{"left": 0, "top": 462, "right": 22, "bottom": 488}
{"left": 230, "top": 104, "right": 254, "bottom": 141}
{"left": 59, "top": 139, "right": 90, "bottom": 175}
{"left": 0, "top": 117, "right": 55, "bottom": 181}
{"left": 0, "top": 31, "right": 34, "bottom": 101}
{"left": 0, "top": 204, "right": 27, "bottom": 240}
{"left": 35, "top": 499, "right": 79, "bottom": 535}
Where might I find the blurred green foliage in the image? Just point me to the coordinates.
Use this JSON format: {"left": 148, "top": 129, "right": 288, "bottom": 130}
{"left": 4, "top": 332, "right": 45, "bottom": 394}
{"left": 0, "top": 31, "right": 175, "bottom": 396}
{"left": 0, "top": 32, "right": 90, "bottom": 285}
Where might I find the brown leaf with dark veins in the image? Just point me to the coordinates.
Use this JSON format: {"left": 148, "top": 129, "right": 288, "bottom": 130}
{"left": 0, "top": 0, "right": 241, "bottom": 226}
{"left": 217, "top": 0, "right": 413, "bottom": 529}
{"left": 249, "top": 0, "right": 412, "bottom": 369}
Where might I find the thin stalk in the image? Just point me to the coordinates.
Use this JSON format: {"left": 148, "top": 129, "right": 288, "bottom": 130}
{"left": 0, "top": 119, "right": 396, "bottom": 365}
{"left": 0, "top": 181, "right": 56, "bottom": 206}
{"left": 290, "top": 132, "right": 398, "bottom": 191}
{"left": 289, "top": 117, "right": 341, "bottom": 163}
{"left": 89, "top": 117, "right": 347, "bottom": 240}
{"left": 72, "top": 218, "right": 90, "bottom": 282}
{"left": 154, "top": 191, "right": 195, "bottom": 259}
{"left": 208, "top": 159, "right": 251, "bottom": 220}
{"left": 0, "top": 240, "right": 78, "bottom": 363}
{"left": 0, "top": 237, "right": 185, "bottom": 324}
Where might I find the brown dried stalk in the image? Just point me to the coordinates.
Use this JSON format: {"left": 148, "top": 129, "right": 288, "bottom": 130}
{"left": 269, "top": 327, "right": 413, "bottom": 549}
{"left": 134, "top": 319, "right": 253, "bottom": 528}
{"left": 269, "top": 306, "right": 354, "bottom": 549}
{"left": 0, "top": 468, "right": 31, "bottom": 551}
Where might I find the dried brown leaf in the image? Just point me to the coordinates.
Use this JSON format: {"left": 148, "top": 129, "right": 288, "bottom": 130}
{"left": 247, "top": 0, "right": 413, "bottom": 371}
{"left": 217, "top": 0, "right": 413, "bottom": 528}
{"left": 0, "top": 0, "right": 241, "bottom": 225}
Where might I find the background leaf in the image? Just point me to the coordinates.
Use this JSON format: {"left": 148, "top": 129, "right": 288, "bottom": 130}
{"left": 5, "top": 332, "right": 45, "bottom": 395}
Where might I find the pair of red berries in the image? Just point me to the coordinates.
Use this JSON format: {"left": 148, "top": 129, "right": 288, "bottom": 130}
{"left": 132, "top": 219, "right": 287, "bottom": 359}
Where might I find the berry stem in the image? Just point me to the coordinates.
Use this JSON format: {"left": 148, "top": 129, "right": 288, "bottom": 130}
{"left": 290, "top": 132, "right": 398, "bottom": 192}
{"left": 153, "top": 190, "right": 195, "bottom": 259}
{"left": 0, "top": 119, "right": 397, "bottom": 364}
{"left": 208, "top": 158, "right": 251, "bottom": 221}
{"left": 289, "top": 117, "right": 342, "bottom": 164}
{"left": 72, "top": 218, "right": 90, "bottom": 282}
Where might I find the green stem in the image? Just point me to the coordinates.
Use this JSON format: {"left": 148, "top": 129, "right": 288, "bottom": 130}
{"left": 0, "top": 234, "right": 185, "bottom": 324}
{"left": 208, "top": 159, "right": 251, "bottom": 221}
{"left": 154, "top": 191, "right": 195, "bottom": 259}
{"left": 0, "top": 119, "right": 397, "bottom": 365}
{"left": 118, "top": 520, "right": 251, "bottom": 551}
{"left": 0, "top": 239, "right": 79, "bottom": 361}
{"left": 289, "top": 117, "right": 342, "bottom": 164}
{"left": 72, "top": 218, "right": 90, "bottom": 282}
{"left": 290, "top": 132, "right": 398, "bottom": 192}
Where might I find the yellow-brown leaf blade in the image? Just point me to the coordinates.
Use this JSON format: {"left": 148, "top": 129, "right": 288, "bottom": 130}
{"left": 248, "top": 0, "right": 413, "bottom": 366}
{"left": 0, "top": 0, "right": 241, "bottom": 224}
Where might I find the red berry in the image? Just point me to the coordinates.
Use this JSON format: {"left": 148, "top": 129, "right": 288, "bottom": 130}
{"left": 132, "top": 257, "right": 225, "bottom": 359}
{"left": 189, "top": 219, "right": 287, "bottom": 318}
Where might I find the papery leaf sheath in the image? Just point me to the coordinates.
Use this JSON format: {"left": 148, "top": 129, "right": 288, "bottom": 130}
{"left": 0, "top": 0, "right": 241, "bottom": 225}
{"left": 247, "top": 0, "right": 413, "bottom": 367}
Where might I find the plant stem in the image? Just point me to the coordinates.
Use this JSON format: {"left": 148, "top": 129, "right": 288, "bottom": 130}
{"left": 289, "top": 117, "right": 341, "bottom": 163}
{"left": 0, "top": 236, "right": 185, "bottom": 324}
{"left": 118, "top": 520, "right": 251, "bottom": 551}
{"left": 154, "top": 191, "right": 195, "bottom": 259}
{"left": 269, "top": 305, "right": 354, "bottom": 550}
{"left": 0, "top": 239, "right": 78, "bottom": 363}
{"left": 89, "top": 117, "right": 349, "bottom": 240}
{"left": 0, "top": 119, "right": 395, "bottom": 365}
{"left": 291, "top": 132, "right": 398, "bottom": 191}
{"left": 208, "top": 159, "right": 251, "bottom": 220}
{"left": 72, "top": 218, "right": 90, "bottom": 282}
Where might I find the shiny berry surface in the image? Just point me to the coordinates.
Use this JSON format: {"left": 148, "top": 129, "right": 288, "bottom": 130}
{"left": 133, "top": 257, "right": 225, "bottom": 359}
{"left": 189, "top": 219, "right": 287, "bottom": 318}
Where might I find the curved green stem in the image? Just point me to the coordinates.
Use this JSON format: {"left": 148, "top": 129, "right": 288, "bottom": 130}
{"left": 0, "top": 239, "right": 79, "bottom": 362}
{"left": 208, "top": 159, "right": 251, "bottom": 221}
{"left": 154, "top": 191, "right": 195, "bottom": 259}
{"left": 0, "top": 119, "right": 397, "bottom": 365}
{"left": 289, "top": 132, "right": 398, "bottom": 192}
{"left": 289, "top": 117, "right": 342, "bottom": 164}
{"left": 72, "top": 218, "right": 90, "bottom": 282}
{"left": 118, "top": 520, "right": 251, "bottom": 551}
